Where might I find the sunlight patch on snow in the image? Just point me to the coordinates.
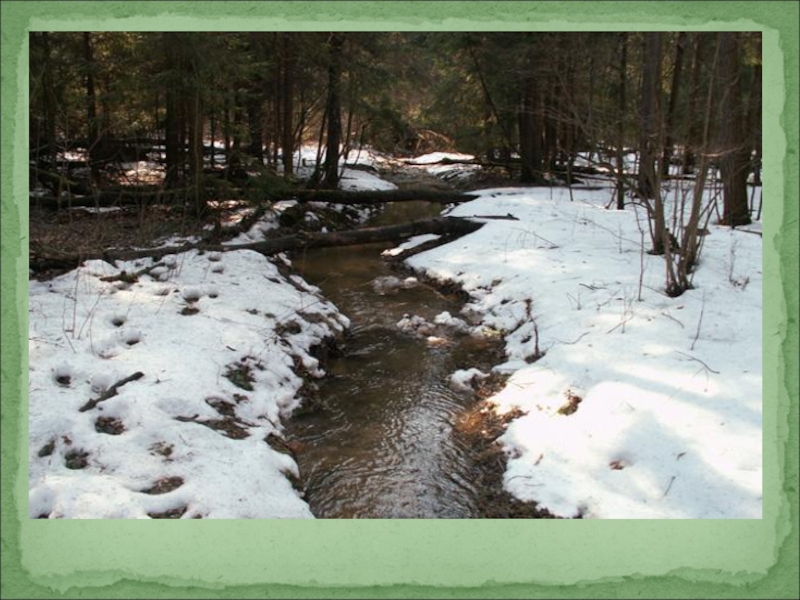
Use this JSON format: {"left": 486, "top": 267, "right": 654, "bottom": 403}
{"left": 403, "top": 183, "right": 762, "bottom": 519}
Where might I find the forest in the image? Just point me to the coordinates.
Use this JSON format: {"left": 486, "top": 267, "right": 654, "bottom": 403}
{"left": 27, "top": 31, "right": 764, "bottom": 521}
{"left": 30, "top": 32, "right": 761, "bottom": 206}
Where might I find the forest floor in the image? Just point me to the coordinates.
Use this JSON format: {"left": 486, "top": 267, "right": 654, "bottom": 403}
{"left": 27, "top": 148, "right": 764, "bottom": 519}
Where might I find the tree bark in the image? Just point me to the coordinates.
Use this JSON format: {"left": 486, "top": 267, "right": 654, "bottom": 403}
{"left": 637, "top": 32, "right": 662, "bottom": 200}
{"left": 661, "top": 32, "right": 687, "bottom": 178}
{"left": 682, "top": 34, "right": 705, "bottom": 174}
{"left": 83, "top": 33, "right": 101, "bottom": 186}
{"left": 322, "top": 33, "right": 345, "bottom": 189}
{"left": 745, "top": 34, "right": 762, "bottom": 187}
{"left": 518, "top": 76, "right": 542, "bottom": 184}
{"left": 615, "top": 32, "right": 628, "bottom": 210}
{"left": 35, "top": 32, "right": 58, "bottom": 166}
{"left": 164, "top": 36, "right": 182, "bottom": 189}
{"left": 187, "top": 75, "right": 205, "bottom": 215}
{"left": 716, "top": 32, "right": 751, "bottom": 227}
{"left": 282, "top": 33, "right": 296, "bottom": 176}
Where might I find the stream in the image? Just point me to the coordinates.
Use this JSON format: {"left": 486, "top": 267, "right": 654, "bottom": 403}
{"left": 287, "top": 201, "right": 503, "bottom": 518}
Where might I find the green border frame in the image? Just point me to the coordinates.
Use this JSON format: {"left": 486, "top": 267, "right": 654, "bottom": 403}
{"left": 2, "top": 2, "right": 797, "bottom": 598}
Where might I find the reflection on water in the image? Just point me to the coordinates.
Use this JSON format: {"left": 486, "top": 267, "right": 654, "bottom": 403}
{"left": 287, "top": 202, "right": 498, "bottom": 518}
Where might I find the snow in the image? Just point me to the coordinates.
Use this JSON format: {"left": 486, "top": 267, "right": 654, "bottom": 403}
{"left": 404, "top": 151, "right": 481, "bottom": 181}
{"left": 405, "top": 151, "right": 475, "bottom": 165}
{"left": 449, "top": 368, "right": 489, "bottom": 393}
{"left": 29, "top": 148, "right": 762, "bottom": 519}
{"left": 29, "top": 247, "right": 349, "bottom": 519}
{"left": 405, "top": 182, "right": 762, "bottom": 519}
{"left": 338, "top": 167, "right": 398, "bottom": 192}
{"left": 381, "top": 233, "right": 440, "bottom": 257}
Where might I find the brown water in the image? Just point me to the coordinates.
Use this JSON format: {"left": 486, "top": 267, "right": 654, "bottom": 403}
{"left": 288, "top": 202, "right": 501, "bottom": 518}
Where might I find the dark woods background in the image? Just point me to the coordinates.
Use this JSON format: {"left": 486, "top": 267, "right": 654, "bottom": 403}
{"left": 29, "top": 31, "right": 761, "bottom": 280}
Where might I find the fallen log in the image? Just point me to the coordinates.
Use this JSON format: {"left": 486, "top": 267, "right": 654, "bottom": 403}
{"left": 29, "top": 188, "right": 192, "bottom": 210}
{"left": 291, "top": 188, "right": 478, "bottom": 205}
{"left": 30, "top": 186, "right": 478, "bottom": 211}
{"left": 30, "top": 216, "right": 485, "bottom": 273}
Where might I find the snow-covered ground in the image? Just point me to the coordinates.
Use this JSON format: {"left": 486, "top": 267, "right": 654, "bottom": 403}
{"left": 404, "top": 177, "right": 762, "bottom": 519}
{"left": 29, "top": 149, "right": 762, "bottom": 519}
{"left": 29, "top": 246, "right": 349, "bottom": 519}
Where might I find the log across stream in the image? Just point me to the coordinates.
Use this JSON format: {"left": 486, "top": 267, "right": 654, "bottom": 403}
{"left": 286, "top": 201, "right": 507, "bottom": 518}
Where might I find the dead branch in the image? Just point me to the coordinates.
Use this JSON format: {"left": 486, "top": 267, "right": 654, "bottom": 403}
{"left": 79, "top": 371, "right": 144, "bottom": 412}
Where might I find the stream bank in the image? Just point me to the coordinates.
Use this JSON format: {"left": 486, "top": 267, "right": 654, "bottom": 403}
{"left": 283, "top": 199, "right": 554, "bottom": 518}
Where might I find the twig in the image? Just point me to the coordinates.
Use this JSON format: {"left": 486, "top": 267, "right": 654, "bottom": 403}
{"left": 633, "top": 207, "right": 647, "bottom": 301}
{"left": 735, "top": 228, "right": 763, "bottom": 237}
{"left": 674, "top": 350, "right": 720, "bottom": 374}
{"left": 79, "top": 371, "right": 144, "bottom": 412}
{"left": 663, "top": 475, "right": 676, "bottom": 498}
{"left": 505, "top": 475, "right": 541, "bottom": 486}
{"left": 660, "top": 311, "right": 685, "bottom": 329}
{"left": 691, "top": 290, "right": 706, "bottom": 351}
{"left": 77, "top": 287, "right": 105, "bottom": 339}
{"left": 553, "top": 331, "right": 590, "bottom": 346}
{"left": 71, "top": 268, "right": 80, "bottom": 338}
{"left": 99, "top": 261, "right": 165, "bottom": 283}
{"left": 606, "top": 296, "right": 634, "bottom": 334}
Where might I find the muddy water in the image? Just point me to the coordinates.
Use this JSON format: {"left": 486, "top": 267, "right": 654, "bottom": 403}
{"left": 288, "top": 202, "right": 500, "bottom": 518}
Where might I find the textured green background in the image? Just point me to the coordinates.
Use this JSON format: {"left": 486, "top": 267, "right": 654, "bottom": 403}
{"left": 2, "top": 2, "right": 797, "bottom": 598}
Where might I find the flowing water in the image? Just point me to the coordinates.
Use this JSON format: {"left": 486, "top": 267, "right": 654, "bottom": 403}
{"left": 287, "top": 201, "right": 501, "bottom": 518}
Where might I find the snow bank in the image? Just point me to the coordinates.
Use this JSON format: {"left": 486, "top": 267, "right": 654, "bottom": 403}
{"left": 406, "top": 185, "right": 762, "bottom": 519}
{"left": 29, "top": 247, "right": 349, "bottom": 519}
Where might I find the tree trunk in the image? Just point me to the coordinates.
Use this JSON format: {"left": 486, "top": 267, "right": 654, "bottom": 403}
{"left": 615, "top": 32, "right": 628, "bottom": 210}
{"left": 543, "top": 78, "right": 558, "bottom": 172}
{"left": 83, "top": 33, "right": 101, "bottom": 186}
{"left": 282, "top": 33, "right": 295, "bottom": 176}
{"left": 716, "top": 32, "right": 751, "bottom": 227}
{"left": 637, "top": 32, "right": 662, "bottom": 201}
{"left": 322, "top": 33, "right": 344, "bottom": 189}
{"left": 746, "top": 34, "right": 762, "bottom": 187}
{"left": 31, "top": 187, "right": 478, "bottom": 211}
{"left": 661, "top": 32, "right": 687, "bottom": 178}
{"left": 187, "top": 77, "right": 204, "bottom": 215}
{"left": 223, "top": 94, "right": 231, "bottom": 159}
{"left": 518, "top": 76, "right": 542, "bottom": 184}
{"left": 41, "top": 31, "right": 58, "bottom": 164}
{"left": 163, "top": 38, "right": 182, "bottom": 189}
{"left": 209, "top": 111, "right": 216, "bottom": 167}
{"left": 246, "top": 87, "right": 264, "bottom": 163}
{"left": 164, "top": 90, "right": 180, "bottom": 187}
{"left": 683, "top": 34, "right": 705, "bottom": 174}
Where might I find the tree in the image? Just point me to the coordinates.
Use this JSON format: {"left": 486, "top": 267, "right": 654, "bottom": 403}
{"left": 615, "top": 32, "right": 628, "bottom": 210}
{"left": 715, "top": 32, "right": 751, "bottom": 227}
{"left": 322, "top": 32, "right": 345, "bottom": 189}
{"left": 661, "top": 32, "right": 687, "bottom": 178}
{"left": 280, "top": 33, "right": 297, "bottom": 175}
{"left": 29, "top": 32, "right": 59, "bottom": 167}
{"left": 637, "top": 32, "right": 662, "bottom": 201}
{"left": 83, "top": 32, "right": 101, "bottom": 186}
